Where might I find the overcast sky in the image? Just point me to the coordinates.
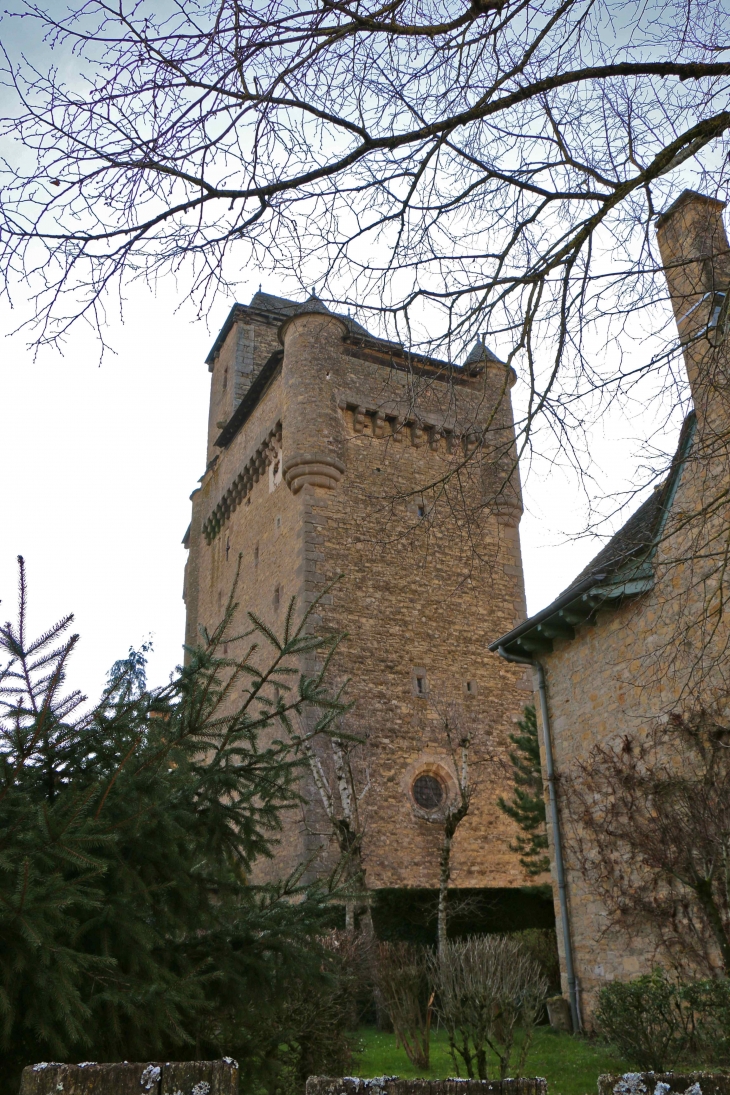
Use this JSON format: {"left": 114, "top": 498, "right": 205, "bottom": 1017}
{"left": 0, "top": 269, "right": 666, "bottom": 701}
{"left": 0, "top": 8, "right": 687, "bottom": 702}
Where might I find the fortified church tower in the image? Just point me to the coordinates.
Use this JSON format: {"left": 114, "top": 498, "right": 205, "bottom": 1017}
{"left": 183, "top": 291, "right": 543, "bottom": 918}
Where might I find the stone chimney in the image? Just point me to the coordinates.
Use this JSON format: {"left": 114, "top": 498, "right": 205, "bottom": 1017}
{"left": 656, "top": 189, "right": 730, "bottom": 425}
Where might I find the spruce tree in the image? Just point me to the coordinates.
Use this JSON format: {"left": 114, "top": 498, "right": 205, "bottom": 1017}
{"left": 498, "top": 705, "right": 550, "bottom": 877}
{"left": 0, "top": 556, "right": 351, "bottom": 1091}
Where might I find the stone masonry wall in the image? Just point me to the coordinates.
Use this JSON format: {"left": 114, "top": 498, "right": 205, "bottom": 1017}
{"left": 185, "top": 300, "right": 537, "bottom": 892}
{"left": 307, "top": 1079, "right": 547, "bottom": 1095}
{"left": 540, "top": 425, "right": 730, "bottom": 1022}
{"left": 19, "top": 1060, "right": 238, "bottom": 1095}
{"left": 302, "top": 401, "right": 532, "bottom": 888}
{"left": 538, "top": 192, "right": 730, "bottom": 1025}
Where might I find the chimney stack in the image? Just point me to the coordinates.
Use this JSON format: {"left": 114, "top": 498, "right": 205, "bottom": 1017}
{"left": 656, "top": 189, "right": 730, "bottom": 425}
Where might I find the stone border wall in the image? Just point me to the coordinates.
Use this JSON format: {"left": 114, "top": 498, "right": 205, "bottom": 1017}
{"left": 307, "top": 1078, "right": 548, "bottom": 1095}
{"left": 598, "top": 1075, "right": 730, "bottom": 1095}
{"left": 19, "top": 1059, "right": 238, "bottom": 1095}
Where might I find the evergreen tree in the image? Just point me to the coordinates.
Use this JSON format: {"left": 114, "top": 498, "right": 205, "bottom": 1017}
{"left": 498, "top": 705, "right": 550, "bottom": 877}
{"left": 0, "top": 557, "right": 352, "bottom": 1091}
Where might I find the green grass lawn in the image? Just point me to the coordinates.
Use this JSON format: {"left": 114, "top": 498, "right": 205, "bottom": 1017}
{"left": 352, "top": 1026, "right": 632, "bottom": 1095}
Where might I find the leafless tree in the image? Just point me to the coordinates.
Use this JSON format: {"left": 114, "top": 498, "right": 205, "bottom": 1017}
{"left": 427, "top": 700, "right": 476, "bottom": 956}
{"left": 1, "top": 0, "right": 729, "bottom": 486}
{"left": 297, "top": 718, "right": 371, "bottom": 932}
{"left": 565, "top": 704, "right": 730, "bottom": 978}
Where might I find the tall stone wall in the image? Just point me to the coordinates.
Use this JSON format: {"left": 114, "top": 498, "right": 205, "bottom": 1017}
{"left": 185, "top": 296, "right": 537, "bottom": 892}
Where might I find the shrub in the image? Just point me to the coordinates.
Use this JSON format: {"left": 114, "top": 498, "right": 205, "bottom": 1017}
{"left": 680, "top": 977, "right": 730, "bottom": 1065}
{"left": 373, "top": 941, "right": 433, "bottom": 1071}
{"left": 596, "top": 969, "right": 730, "bottom": 1071}
{"left": 513, "top": 928, "right": 561, "bottom": 994}
{"left": 273, "top": 931, "right": 367, "bottom": 1089}
{"left": 429, "top": 934, "right": 548, "bottom": 1080}
{"left": 596, "top": 970, "right": 691, "bottom": 1071}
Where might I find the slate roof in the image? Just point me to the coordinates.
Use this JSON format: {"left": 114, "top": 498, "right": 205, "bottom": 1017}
{"left": 489, "top": 411, "right": 697, "bottom": 659}
{"left": 249, "top": 289, "right": 373, "bottom": 337}
{"left": 463, "top": 337, "right": 504, "bottom": 368}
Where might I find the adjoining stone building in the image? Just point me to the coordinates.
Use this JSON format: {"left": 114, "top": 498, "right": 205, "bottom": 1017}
{"left": 492, "top": 189, "right": 730, "bottom": 1026}
{"left": 183, "top": 290, "right": 551, "bottom": 928}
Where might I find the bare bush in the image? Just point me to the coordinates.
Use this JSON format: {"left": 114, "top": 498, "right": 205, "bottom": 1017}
{"left": 277, "top": 929, "right": 365, "bottom": 1088}
{"left": 565, "top": 706, "right": 730, "bottom": 977}
{"left": 429, "top": 935, "right": 548, "bottom": 1080}
{"left": 373, "top": 941, "right": 433, "bottom": 1072}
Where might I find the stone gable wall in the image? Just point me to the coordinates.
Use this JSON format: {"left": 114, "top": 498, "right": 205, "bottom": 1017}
{"left": 537, "top": 192, "right": 730, "bottom": 1025}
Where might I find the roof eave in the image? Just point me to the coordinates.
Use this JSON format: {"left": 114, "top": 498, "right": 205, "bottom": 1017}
{"left": 488, "top": 567, "right": 655, "bottom": 660}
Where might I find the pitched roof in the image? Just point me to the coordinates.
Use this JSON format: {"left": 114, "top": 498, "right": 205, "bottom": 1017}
{"left": 463, "top": 337, "right": 504, "bottom": 369}
{"left": 205, "top": 291, "right": 373, "bottom": 365}
{"left": 489, "top": 411, "right": 697, "bottom": 659}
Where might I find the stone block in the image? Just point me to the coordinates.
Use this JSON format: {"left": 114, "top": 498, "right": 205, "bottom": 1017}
{"left": 162, "top": 1060, "right": 238, "bottom": 1095}
{"left": 18, "top": 1060, "right": 238, "bottom": 1095}
{"left": 306, "top": 1079, "right": 548, "bottom": 1095}
{"left": 546, "top": 995, "right": 572, "bottom": 1032}
{"left": 598, "top": 1075, "right": 730, "bottom": 1095}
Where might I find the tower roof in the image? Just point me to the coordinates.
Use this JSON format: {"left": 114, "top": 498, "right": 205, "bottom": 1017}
{"left": 290, "top": 292, "right": 333, "bottom": 317}
{"left": 249, "top": 290, "right": 371, "bottom": 336}
{"left": 463, "top": 336, "right": 504, "bottom": 370}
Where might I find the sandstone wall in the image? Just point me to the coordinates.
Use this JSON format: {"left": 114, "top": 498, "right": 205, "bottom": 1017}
{"left": 185, "top": 301, "right": 538, "bottom": 893}
{"left": 538, "top": 191, "right": 730, "bottom": 1024}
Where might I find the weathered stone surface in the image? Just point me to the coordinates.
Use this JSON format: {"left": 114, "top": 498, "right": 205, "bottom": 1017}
{"left": 306, "top": 1078, "right": 548, "bottom": 1095}
{"left": 162, "top": 1060, "right": 238, "bottom": 1095}
{"left": 598, "top": 1074, "right": 730, "bottom": 1095}
{"left": 545, "top": 996, "right": 572, "bottom": 1032}
{"left": 18, "top": 1060, "right": 238, "bottom": 1095}
{"left": 185, "top": 290, "right": 536, "bottom": 893}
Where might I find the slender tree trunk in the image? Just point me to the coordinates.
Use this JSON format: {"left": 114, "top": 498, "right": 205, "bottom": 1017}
{"left": 438, "top": 827, "right": 452, "bottom": 958}
{"left": 694, "top": 875, "right": 730, "bottom": 972}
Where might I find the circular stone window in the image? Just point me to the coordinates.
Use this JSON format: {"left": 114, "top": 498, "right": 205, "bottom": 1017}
{"left": 412, "top": 773, "right": 445, "bottom": 811}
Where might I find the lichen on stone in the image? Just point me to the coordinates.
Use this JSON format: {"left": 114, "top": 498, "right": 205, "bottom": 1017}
{"left": 140, "top": 1064, "right": 161, "bottom": 1090}
{"left": 614, "top": 1074, "right": 648, "bottom": 1095}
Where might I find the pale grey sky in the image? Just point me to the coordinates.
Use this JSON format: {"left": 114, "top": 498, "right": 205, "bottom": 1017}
{"left": 0, "top": 273, "right": 660, "bottom": 701}
{"left": 0, "top": 7, "right": 688, "bottom": 699}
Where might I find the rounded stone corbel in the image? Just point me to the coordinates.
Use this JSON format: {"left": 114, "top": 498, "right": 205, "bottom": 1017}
{"left": 283, "top": 452, "right": 346, "bottom": 494}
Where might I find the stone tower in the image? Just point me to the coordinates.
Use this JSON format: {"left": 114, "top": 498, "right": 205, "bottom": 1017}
{"left": 183, "top": 291, "right": 540, "bottom": 914}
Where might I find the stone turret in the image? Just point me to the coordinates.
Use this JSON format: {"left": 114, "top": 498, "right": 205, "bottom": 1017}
{"left": 463, "top": 338, "right": 523, "bottom": 527}
{"left": 279, "top": 296, "right": 347, "bottom": 493}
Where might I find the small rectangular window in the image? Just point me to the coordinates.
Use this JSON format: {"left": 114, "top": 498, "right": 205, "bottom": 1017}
{"left": 412, "top": 667, "right": 428, "bottom": 696}
{"left": 417, "top": 505, "right": 425, "bottom": 518}
{"left": 274, "top": 584, "right": 281, "bottom": 610}
{"left": 254, "top": 545, "right": 259, "bottom": 567}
